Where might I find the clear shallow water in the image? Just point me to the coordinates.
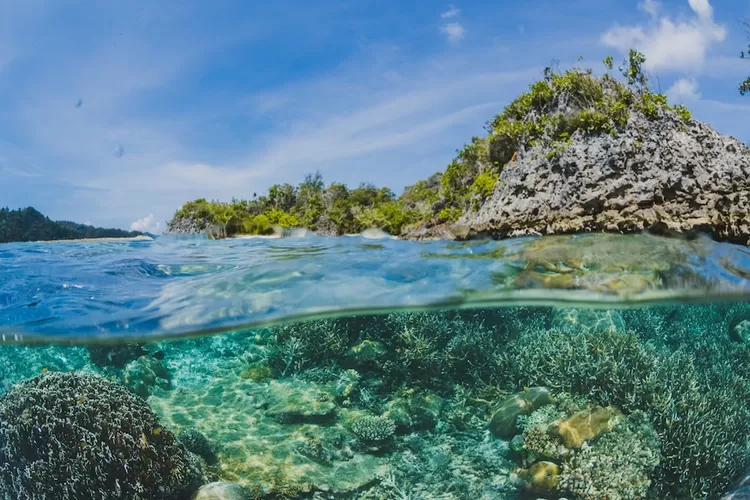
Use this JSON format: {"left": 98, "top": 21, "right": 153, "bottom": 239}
{"left": 1, "top": 232, "right": 750, "bottom": 343}
{"left": 3, "top": 233, "right": 750, "bottom": 500}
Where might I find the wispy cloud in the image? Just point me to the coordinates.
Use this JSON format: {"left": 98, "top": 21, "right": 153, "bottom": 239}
{"left": 440, "top": 5, "right": 465, "bottom": 43}
{"left": 130, "top": 214, "right": 162, "bottom": 234}
{"left": 441, "top": 23, "right": 466, "bottom": 43}
{"left": 601, "top": 0, "right": 726, "bottom": 73}
{"left": 638, "top": 0, "right": 660, "bottom": 18}
{"left": 441, "top": 5, "right": 461, "bottom": 19}
{"left": 667, "top": 78, "right": 701, "bottom": 102}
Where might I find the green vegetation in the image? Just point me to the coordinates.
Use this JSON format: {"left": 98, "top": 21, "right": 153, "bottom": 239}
{"left": 172, "top": 173, "right": 429, "bottom": 237}
{"left": 0, "top": 207, "right": 145, "bottom": 244}
{"left": 171, "top": 50, "right": 696, "bottom": 236}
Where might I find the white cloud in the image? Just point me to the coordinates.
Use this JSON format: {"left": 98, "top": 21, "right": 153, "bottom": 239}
{"left": 441, "top": 22, "right": 466, "bottom": 43}
{"left": 666, "top": 78, "right": 701, "bottom": 102}
{"left": 601, "top": 0, "right": 726, "bottom": 73}
{"left": 441, "top": 5, "right": 460, "bottom": 19}
{"left": 638, "top": 0, "right": 660, "bottom": 18}
{"left": 130, "top": 214, "right": 161, "bottom": 234}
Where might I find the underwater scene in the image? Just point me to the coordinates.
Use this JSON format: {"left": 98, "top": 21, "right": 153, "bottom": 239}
{"left": 2, "top": 233, "right": 750, "bottom": 500}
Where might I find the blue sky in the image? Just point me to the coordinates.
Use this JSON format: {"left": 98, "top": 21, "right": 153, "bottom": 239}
{"left": 1, "top": 0, "right": 748, "bottom": 233}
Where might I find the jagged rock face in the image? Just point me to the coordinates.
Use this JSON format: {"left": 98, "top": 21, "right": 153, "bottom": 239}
{"left": 410, "top": 111, "right": 750, "bottom": 244}
{"left": 164, "top": 216, "right": 208, "bottom": 235}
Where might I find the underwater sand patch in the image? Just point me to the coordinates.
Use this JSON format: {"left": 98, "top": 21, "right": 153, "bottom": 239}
{"left": 148, "top": 372, "right": 387, "bottom": 495}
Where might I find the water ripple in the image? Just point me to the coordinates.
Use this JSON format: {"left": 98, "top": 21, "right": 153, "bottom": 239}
{"left": 0, "top": 232, "right": 748, "bottom": 343}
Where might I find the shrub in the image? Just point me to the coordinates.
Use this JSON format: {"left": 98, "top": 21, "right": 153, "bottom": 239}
{"left": 470, "top": 171, "right": 499, "bottom": 202}
{"left": 264, "top": 209, "right": 300, "bottom": 228}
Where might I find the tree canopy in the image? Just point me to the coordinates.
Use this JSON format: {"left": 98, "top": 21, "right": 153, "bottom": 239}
{"left": 0, "top": 207, "right": 145, "bottom": 243}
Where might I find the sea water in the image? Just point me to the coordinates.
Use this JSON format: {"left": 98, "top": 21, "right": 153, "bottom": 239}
{"left": 1, "top": 233, "right": 749, "bottom": 499}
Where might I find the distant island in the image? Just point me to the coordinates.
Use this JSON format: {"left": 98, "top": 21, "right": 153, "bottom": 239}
{"left": 168, "top": 49, "right": 748, "bottom": 245}
{"left": 0, "top": 207, "right": 148, "bottom": 244}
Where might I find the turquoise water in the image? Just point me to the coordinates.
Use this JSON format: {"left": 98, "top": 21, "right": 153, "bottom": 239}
{"left": 2, "top": 233, "right": 750, "bottom": 499}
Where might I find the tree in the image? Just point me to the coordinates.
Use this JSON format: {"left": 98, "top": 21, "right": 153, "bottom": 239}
{"left": 267, "top": 183, "right": 297, "bottom": 212}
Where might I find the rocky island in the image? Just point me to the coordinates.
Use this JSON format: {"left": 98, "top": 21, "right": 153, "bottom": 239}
{"left": 167, "top": 51, "right": 750, "bottom": 245}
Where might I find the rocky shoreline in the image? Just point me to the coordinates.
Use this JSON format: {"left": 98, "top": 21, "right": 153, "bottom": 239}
{"left": 405, "top": 111, "right": 750, "bottom": 245}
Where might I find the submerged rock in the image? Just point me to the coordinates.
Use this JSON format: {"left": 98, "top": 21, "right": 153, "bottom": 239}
{"left": 123, "top": 355, "right": 171, "bottom": 398}
{"left": 384, "top": 389, "right": 443, "bottom": 432}
{"left": 489, "top": 387, "right": 554, "bottom": 439}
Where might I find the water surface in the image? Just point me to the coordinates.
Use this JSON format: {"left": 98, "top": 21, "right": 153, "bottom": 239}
{"left": 1, "top": 232, "right": 749, "bottom": 342}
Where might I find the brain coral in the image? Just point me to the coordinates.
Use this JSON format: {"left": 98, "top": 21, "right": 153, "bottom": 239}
{"left": 0, "top": 372, "right": 202, "bottom": 499}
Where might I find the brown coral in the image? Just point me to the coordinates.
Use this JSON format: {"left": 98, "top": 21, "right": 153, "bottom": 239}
{"left": 553, "top": 405, "right": 621, "bottom": 448}
{"left": 518, "top": 461, "right": 560, "bottom": 492}
{"left": 489, "top": 387, "right": 554, "bottom": 438}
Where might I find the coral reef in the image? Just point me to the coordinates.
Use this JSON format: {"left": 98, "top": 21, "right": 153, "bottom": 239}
{"left": 489, "top": 387, "right": 554, "bottom": 438}
{"left": 495, "top": 326, "right": 750, "bottom": 498}
{"left": 0, "top": 372, "right": 201, "bottom": 499}
{"left": 515, "top": 461, "right": 560, "bottom": 493}
{"left": 362, "top": 431, "right": 516, "bottom": 499}
{"left": 511, "top": 398, "right": 661, "bottom": 499}
{"left": 552, "top": 405, "right": 621, "bottom": 448}
{"left": 1, "top": 303, "right": 748, "bottom": 499}
{"left": 558, "top": 411, "right": 661, "bottom": 500}
{"left": 123, "top": 355, "right": 171, "bottom": 398}
{"left": 179, "top": 427, "right": 218, "bottom": 464}
{"left": 87, "top": 342, "right": 147, "bottom": 368}
{"left": 351, "top": 416, "right": 396, "bottom": 445}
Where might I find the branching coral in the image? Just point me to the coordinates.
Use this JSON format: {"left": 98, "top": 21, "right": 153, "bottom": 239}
{"left": 495, "top": 326, "right": 750, "bottom": 498}
{"left": 558, "top": 411, "right": 661, "bottom": 499}
{"left": 351, "top": 416, "right": 396, "bottom": 444}
{"left": 0, "top": 372, "right": 201, "bottom": 499}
